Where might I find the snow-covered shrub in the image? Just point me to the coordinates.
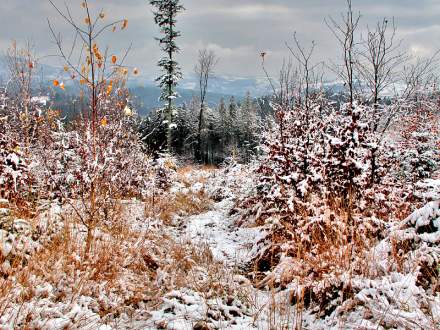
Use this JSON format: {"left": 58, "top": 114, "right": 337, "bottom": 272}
{"left": 397, "top": 110, "right": 439, "bottom": 183}
{"left": 0, "top": 117, "right": 32, "bottom": 207}
{"left": 239, "top": 93, "right": 437, "bottom": 323}
{"left": 322, "top": 103, "right": 369, "bottom": 211}
{"left": 34, "top": 100, "right": 152, "bottom": 204}
{"left": 0, "top": 66, "right": 44, "bottom": 209}
{"left": 254, "top": 101, "right": 324, "bottom": 224}
{"left": 152, "top": 155, "right": 178, "bottom": 192}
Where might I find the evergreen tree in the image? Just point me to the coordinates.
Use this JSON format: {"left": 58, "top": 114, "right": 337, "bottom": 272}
{"left": 227, "top": 96, "right": 238, "bottom": 154}
{"left": 215, "top": 98, "right": 228, "bottom": 159}
{"left": 228, "top": 96, "right": 238, "bottom": 122}
{"left": 218, "top": 98, "right": 227, "bottom": 127}
{"left": 150, "top": 0, "right": 185, "bottom": 152}
{"left": 239, "top": 91, "right": 259, "bottom": 162}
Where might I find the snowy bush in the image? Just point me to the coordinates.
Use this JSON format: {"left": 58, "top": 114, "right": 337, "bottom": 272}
{"left": 397, "top": 110, "right": 439, "bottom": 183}
{"left": 0, "top": 119, "right": 32, "bottom": 205}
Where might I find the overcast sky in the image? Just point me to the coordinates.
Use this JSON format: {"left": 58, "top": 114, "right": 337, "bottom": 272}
{"left": 1, "top": 0, "right": 440, "bottom": 80}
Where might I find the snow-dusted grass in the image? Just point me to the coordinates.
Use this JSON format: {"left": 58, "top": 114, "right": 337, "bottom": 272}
{"left": 0, "top": 163, "right": 439, "bottom": 329}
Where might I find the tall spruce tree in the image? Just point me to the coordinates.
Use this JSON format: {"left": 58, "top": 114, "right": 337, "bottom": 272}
{"left": 150, "top": 0, "right": 185, "bottom": 152}
{"left": 240, "top": 91, "right": 259, "bottom": 162}
{"left": 227, "top": 96, "right": 238, "bottom": 153}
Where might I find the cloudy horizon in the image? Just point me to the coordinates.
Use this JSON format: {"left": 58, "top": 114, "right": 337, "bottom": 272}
{"left": 1, "top": 0, "right": 440, "bottom": 82}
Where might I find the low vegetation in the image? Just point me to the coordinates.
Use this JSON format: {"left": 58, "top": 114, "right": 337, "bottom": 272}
{"left": 0, "top": 0, "right": 439, "bottom": 329}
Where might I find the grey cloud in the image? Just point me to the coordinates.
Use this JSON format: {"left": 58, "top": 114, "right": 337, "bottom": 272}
{"left": 1, "top": 0, "right": 440, "bottom": 79}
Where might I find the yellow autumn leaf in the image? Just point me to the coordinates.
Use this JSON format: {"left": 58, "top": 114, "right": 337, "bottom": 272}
{"left": 63, "top": 65, "right": 69, "bottom": 72}
{"left": 100, "top": 117, "right": 108, "bottom": 127}
{"left": 122, "top": 19, "right": 128, "bottom": 30}
{"left": 124, "top": 105, "right": 133, "bottom": 116}
{"left": 106, "top": 83, "right": 113, "bottom": 95}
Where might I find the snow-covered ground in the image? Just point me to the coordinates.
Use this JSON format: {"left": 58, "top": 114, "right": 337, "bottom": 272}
{"left": 181, "top": 198, "right": 264, "bottom": 267}
{"left": 0, "top": 164, "right": 439, "bottom": 329}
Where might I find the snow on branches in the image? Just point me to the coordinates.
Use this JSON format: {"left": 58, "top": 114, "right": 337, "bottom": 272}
{"left": 150, "top": 0, "right": 185, "bottom": 151}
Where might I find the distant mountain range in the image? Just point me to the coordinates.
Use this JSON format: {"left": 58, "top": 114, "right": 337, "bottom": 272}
{"left": 1, "top": 58, "right": 358, "bottom": 116}
{"left": 0, "top": 57, "right": 275, "bottom": 115}
{"left": 129, "top": 73, "right": 272, "bottom": 96}
{"left": 127, "top": 73, "right": 273, "bottom": 115}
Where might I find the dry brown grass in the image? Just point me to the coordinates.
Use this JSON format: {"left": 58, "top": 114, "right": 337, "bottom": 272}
{"left": 249, "top": 201, "right": 390, "bottom": 329}
{"left": 0, "top": 204, "right": 161, "bottom": 325}
{"left": 0, "top": 165, "right": 262, "bottom": 328}
{"left": 145, "top": 190, "right": 212, "bottom": 225}
{"left": 0, "top": 184, "right": 232, "bottom": 328}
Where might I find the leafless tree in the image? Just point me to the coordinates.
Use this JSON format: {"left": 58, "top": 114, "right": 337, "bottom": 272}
{"left": 285, "top": 33, "right": 322, "bottom": 174}
{"left": 325, "top": 0, "right": 362, "bottom": 219}
{"left": 357, "top": 18, "right": 407, "bottom": 131}
{"left": 277, "top": 58, "right": 299, "bottom": 109}
{"left": 326, "top": 0, "right": 360, "bottom": 108}
{"left": 285, "top": 33, "right": 320, "bottom": 113}
{"left": 5, "top": 41, "right": 38, "bottom": 150}
{"left": 194, "top": 48, "right": 218, "bottom": 162}
{"left": 381, "top": 52, "right": 440, "bottom": 135}
{"left": 261, "top": 54, "right": 300, "bottom": 110}
{"left": 354, "top": 18, "right": 407, "bottom": 185}
{"left": 400, "top": 53, "right": 440, "bottom": 102}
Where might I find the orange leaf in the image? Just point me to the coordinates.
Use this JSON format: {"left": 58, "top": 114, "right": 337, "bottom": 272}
{"left": 63, "top": 65, "right": 69, "bottom": 72}
{"left": 85, "top": 17, "right": 90, "bottom": 24}
{"left": 28, "top": 62, "right": 34, "bottom": 69}
{"left": 122, "top": 19, "right": 128, "bottom": 30}
{"left": 53, "top": 80, "right": 60, "bottom": 87}
{"left": 100, "top": 117, "right": 108, "bottom": 127}
{"left": 111, "top": 55, "right": 117, "bottom": 64}
{"left": 59, "top": 82, "right": 65, "bottom": 90}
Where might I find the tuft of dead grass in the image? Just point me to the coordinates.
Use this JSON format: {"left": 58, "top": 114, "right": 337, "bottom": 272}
{"left": 146, "top": 191, "right": 213, "bottom": 225}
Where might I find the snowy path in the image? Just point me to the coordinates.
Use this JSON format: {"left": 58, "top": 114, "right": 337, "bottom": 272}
{"left": 144, "top": 193, "right": 273, "bottom": 329}
{"left": 179, "top": 198, "right": 263, "bottom": 267}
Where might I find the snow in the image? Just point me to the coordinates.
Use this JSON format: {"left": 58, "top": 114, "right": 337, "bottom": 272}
{"left": 31, "top": 96, "right": 50, "bottom": 106}
{"left": 405, "top": 199, "right": 440, "bottom": 231}
{"left": 1, "top": 162, "right": 439, "bottom": 329}
{"left": 183, "top": 198, "right": 265, "bottom": 266}
{"left": 417, "top": 178, "right": 440, "bottom": 200}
